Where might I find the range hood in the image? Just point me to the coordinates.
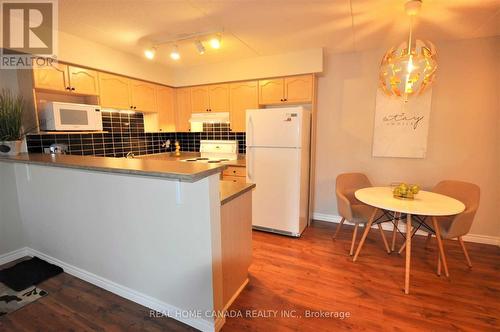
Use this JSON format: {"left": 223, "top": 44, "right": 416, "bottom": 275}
{"left": 189, "top": 112, "right": 230, "bottom": 132}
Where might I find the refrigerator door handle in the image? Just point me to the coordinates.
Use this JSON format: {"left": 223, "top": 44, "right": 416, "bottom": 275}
{"left": 248, "top": 115, "right": 254, "bottom": 147}
{"left": 248, "top": 148, "right": 254, "bottom": 181}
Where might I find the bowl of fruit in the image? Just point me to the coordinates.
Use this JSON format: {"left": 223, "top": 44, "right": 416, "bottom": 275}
{"left": 393, "top": 183, "right": 420, "bottom": 200}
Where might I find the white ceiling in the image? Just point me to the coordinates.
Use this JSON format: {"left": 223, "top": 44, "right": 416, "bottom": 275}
{"left": 58, "top": 0, "right": 500, "bottom": 68}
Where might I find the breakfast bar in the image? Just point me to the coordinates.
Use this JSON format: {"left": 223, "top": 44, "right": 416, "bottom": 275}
{"left": 0, "top": 153, "right": 254, "bottom": 332}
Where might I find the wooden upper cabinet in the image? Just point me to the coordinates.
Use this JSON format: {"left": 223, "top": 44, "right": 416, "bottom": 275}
{"left": 130, "top": 80, "right": 156, "bottom": 112}
{"left": 33, "top": 63, "right": 68, "bottom": 92}
{"left": 67, "top": 66, "right": 99, "bottom": 95}
{"left": 191, "top": 86, "right": 210, "bottom": 113}
{"left": 98, "top": 73, "right": 131, "bottom": 110}
{"left": 284, "top": 74, "right": 313, "bottom": 103}
{"left": 258, "top": 78, "right": 284, "bottom": 104}
{"left": 156, "top": 86, "right": 176, "bottom": 132}
{"left": 259, "top": 74, "right": 314, "bottom": 105}
{"left": 175, "top": 88, "right": 192, "bottom": 132}
{"left": 208, "top": 84, "right": 230, "bottom": 113}
{"left": 229, "top": 81, "right": 258, "bottom": 132}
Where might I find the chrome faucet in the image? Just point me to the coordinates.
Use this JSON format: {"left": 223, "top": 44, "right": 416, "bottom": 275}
{"left": 126, "top": 152, "right": 135, "bottom": 159}
{"left": 160, "top": 139, "right": 171, "bottom": 149}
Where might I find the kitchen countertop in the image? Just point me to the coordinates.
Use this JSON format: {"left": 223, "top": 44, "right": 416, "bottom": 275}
{"left": 0, "top": 153, "right": 226, "bottom": 182}
{"left": 220, "top": 180, "right": 256, "bottom": 205}
{"left": 136, "top": 152, "right": 246, "bottom": 167}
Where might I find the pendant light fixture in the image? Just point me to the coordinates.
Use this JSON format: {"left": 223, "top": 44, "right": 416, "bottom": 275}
{"left": 379, "top": 0, "right": 437, "bottom": 102}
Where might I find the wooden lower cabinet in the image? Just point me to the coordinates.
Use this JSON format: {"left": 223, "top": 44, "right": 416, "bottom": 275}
{"left": 222, "top": 166, "right": 247, "bottom": 183}
{"left": 220, "top": 189, "right": 252, "bottom": 308}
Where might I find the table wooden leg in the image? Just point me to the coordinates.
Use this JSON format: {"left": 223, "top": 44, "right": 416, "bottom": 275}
{"left": 353, "top": 208, "right": 378, "bottom": 262}
{"left": 432, "top": 216, "right": 449, "bottom": 278}
{"left": 404, "top": 213, "right": 412, "bottom": 294}
{"left": 391, "top": 213, "right": 399, "bottom": 252}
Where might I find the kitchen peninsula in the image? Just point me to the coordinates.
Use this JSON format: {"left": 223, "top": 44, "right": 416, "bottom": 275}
{"left": 0, "top": 153, "right": 254, "bottom": 332}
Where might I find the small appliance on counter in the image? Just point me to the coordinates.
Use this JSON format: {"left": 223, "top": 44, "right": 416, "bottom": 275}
{"left": 39, "top": 101, "right": 103, "bottom": 131}
{"left": 181, "top": 140, "right": 238, "bottom": 163}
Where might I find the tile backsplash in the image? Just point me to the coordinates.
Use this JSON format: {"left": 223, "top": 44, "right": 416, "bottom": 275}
{"left": 27, "top": 111, "right": 245, "bottom": 157}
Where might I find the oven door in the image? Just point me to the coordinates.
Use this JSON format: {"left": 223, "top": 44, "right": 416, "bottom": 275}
{"left": 53, "top": 105, "right": 103, "bottom": 131}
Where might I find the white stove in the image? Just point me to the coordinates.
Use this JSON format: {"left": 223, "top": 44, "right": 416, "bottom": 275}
{"left": 181, "top": 140, "right": 238, "bottom": 164}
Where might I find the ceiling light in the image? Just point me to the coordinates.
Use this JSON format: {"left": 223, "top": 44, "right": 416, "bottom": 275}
{"left": 379, "top": 0, "right": 437, "bottom": 102}
{"left": 170, "top": 45, "right": 180, "bottom": 60}
{"left": 195, "top": 40, "right": 205, "bottom": 55}
{"left": 144, "top": 47, "right": 156, "bottom": 60}
{"left": 209, "top": 35, "right": 221, "bottom": 49}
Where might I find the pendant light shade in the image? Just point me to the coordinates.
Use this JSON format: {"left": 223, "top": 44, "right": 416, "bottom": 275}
{"left": 379, "top": 0, "right": 437, "bottom": 102}
{"left": 379, "top": 39, "right": 437, "bottom": 100}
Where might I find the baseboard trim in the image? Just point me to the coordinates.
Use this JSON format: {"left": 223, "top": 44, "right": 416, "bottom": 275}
{"left": 22, "top": 248, "right": 217, "bottom": 332}
{"left": 0, "top": 247, "right": 29, "bottom": 266}
{"left": 313, "top": 212, "right": 500, "bottom": 246}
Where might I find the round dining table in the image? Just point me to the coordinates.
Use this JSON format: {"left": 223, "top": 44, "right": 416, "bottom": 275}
{"left": 352, "top": 187, "right": 465, "bottom": 294}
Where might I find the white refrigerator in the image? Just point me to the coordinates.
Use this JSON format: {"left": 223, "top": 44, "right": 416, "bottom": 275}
{"left": 246, "top": 106, "right": 311, "bottom": 237}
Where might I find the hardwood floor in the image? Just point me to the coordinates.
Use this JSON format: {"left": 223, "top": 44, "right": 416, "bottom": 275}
{"left": 0, "top": 260, "right": 196, "bottom": 332}
{"left": 0, "top": 221, "right": 498, "bottom": 331}
{"left": 223, "top": 221, "right": 500, "bottom": 331}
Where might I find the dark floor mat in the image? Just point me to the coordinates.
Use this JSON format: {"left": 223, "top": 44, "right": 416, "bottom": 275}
{"left": 0, "top": 257, "right": 63, "bottom": 291}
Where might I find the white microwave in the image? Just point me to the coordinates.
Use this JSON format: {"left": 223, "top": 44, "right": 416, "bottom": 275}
{"left": 40, "top": 102, "right": 103, "bottom": 131}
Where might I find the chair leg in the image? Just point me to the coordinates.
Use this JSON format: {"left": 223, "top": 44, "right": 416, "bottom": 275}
{"left": 391, "top": 215, "right": 399, "bottom": 252}
{"left": 377, "top": 223, "right": 391, "bottom": 254}
{"left": 424, "top": 233, "right": 432, "bottom": 249}
{"left": 458, "top": 236, "right": 472, "bottom": 268}
{"left": 332, "top": 217, "right": 345, "bottom": 240}
{"left": 349, "top": 224, "right": 359, "bottom": 256}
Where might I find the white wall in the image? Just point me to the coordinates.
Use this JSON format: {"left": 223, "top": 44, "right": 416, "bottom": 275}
{"left": 172, "top": 48, "right": 323, "bottom": 86}
{"left": 9, "top": 162, "right": 222, "bottom": 331}
{"left": 0, "top": 163, "right": 25, "bottom": 256}
{"left": 313, "top": 36, "right": 500, "bottom": 239}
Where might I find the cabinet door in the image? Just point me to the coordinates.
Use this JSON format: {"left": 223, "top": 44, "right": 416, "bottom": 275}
{"left": 33, "top": 63, "right": 68, "bottom": 92}
{"left": 157, "top": 86, "right": 176, "bottom": 132}
{"left": 175, "top": 88, "right": 192, "bottom": 132}
{"left": 208, "top": 84, "right": 230, "bottom": 113}
{"left": 191, "top": 86, "right": 210, "bottom": 113}
{"left": 68, "top": 66, "right": 99, "bottom": 95}
{"left": 258, "top": 78, "right": 284, "bottom": 104}
{"left": 229, "top": 81, "right": 258, "bottom": 132}
{"left": 98, "top": 73, "right": 131, "bottom": 110}
{"left": 284, "top": 74, "right": 313, "bottom": 103}
{"left": 130, "top": 80, "right": 156, "bottom": 112}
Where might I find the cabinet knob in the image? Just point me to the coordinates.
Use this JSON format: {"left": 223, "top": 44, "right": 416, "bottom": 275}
{"left": 280, "top": 98, "right": 284, "bottom": 102}
{"left": 284, "top": 98, "right": 287, "bottom": 101}
{"left": 71, "top": 87, "right": 75, "bottom": 91}
{"left": 66, "top": 87, "right": 71, "bottom": 90}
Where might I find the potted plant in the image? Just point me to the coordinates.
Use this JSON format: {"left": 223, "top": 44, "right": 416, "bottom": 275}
{"left": 0, "top": 89, "right": 27, "bottom": 156}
